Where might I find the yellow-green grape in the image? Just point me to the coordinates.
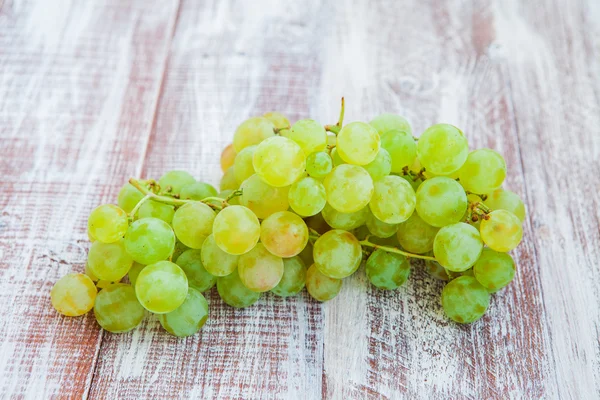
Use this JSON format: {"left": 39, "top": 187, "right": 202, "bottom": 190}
{"left": 88, "top": 204, "right": 129, "bottom": 244}
{"left": 124, "top": 218, "right": 176, "bottom": 265}
{"left": 369, "top": 175, "right": 416, "bottom": 224}
{"left": 263, "top": 111, "right": 291, "bottom": 131}
{"left": 135, "top": 200, "right": 175, "bottom": 224}
{"left": 260, "top": 211, "right": 309, "bottom": 258}
{"left": 458, "top": 149, "right": 506, "bottom": 194}
{"left": 51, "top": 273, "right": 97, "bottom": 316}
{"left": 330, "top": 148, "right": 346, "bottom": 167}
{"left": 127, "top": 262, "right": 145, "bottom": 286}
{"left": 366, "top": 249, "right": 410, "bottom": 290}
{"left": 233, "top": 145, "right": 257, "bottom": 184}
{"left": 213, "top": 205, "right": 260, "bottom": 255}
{"left": 93, "top": 283, "right": 144, "bottom": 332}
{"left": 159, "top": 287, "right": 209, "bottom": 337}
{"left": 271, "top": 256, "right": 307, "bottom": 297}
{"left": 220, "top": 143, "right": 237, "bottom": 172}
{"left": 220, "top": 166, "right": 239, "bottom": 191}
{"left": 433, "top": 223, "right": 483, "bottom": 272}
{"left": 380, "top": 130, "right": 417, "bottom": 173}
{"left": 158, "top": 170, "right": 196, "bottom": 195}
{"left": 217, "top": 269, "right": 261, "bottom": 308}
{"left": 396, "top": 213, "right": 439, "bottom": 254}
{"left": 201, "top": 234, "right": 239, "bottom": 277}
{"left": 363, "top": 148, "right": 392, "bottom": 181}
{"left": 288, "top": 177, "right": 326, "bottom": 217}
{"left": 172, "top": 202, "right": 215, "bottom": 249}
{"left": 336, "top": 122, "right": 380, "bottom": 165}
{"left": 480, "top": 210, "right": 523, "bottom": 252}
{"left": 305, "top": 264, "right": 342, "bottom": 302}
{"left": 283, "top": 119, "right": 327, "bottom": 155}
{"left": 415, "top": 177, "right": 467, "bottom": 227}
{"left": 441, "top": 276, "right": 490, "bottom": 323}
{"left": 369, "top": 113, "right": 412, "bottom": 136}
{"left": 233, "top": 116, "right": 275, "bottom": 152}
{"left": 306, "top": 151, "right": 333, "bottom": 179}
{"left": 135, "top": 261, "right": 188, "bottom": 314}
{"left": 321, "top": 204, "right": 368, "bottom": 230}
{"left": 117, "top": 183, "right": 144, "bottom": 213}
{"left": 313, "top": 230, "right": 361, "bottom": 279}
{"left": 176, "top": 249, "right": 217, "bottom": 292}
{"left": 323, "top": 164, "right": 374, "bottom": 213}
{"left": 238, "top": 243, "right": 284, "bottom": 292}
{"left": 473, "top": 248, "right": 516, "bottom": 292}
{"left": 239, "top": 174, "right": 289, "bottom": 219}
{"left": 253, "top": 136, "right": 306, "bottom": 187}
{"left": 417, "top": 124, "right": 469, "bottom": 175}
{"left": 172, "top": 240, "right": 190, "bottom": 261}
{"left": 87, "top": 239, "right": 133, "bottom": 282}
{"left": 180, "top": 182, "right": 218, "bottom": 200}
{"left": 424, "top": 258, "right": 460, "bottom": 281}
{"left": 366, "top": 210, "right": 399, "bottom": 238}
{"left": 484, "top": 188, "right": 526, "bottom": 222}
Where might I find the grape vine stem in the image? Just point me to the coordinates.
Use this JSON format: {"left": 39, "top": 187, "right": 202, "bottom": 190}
{"left": 325, "top": 97, "right": 345, "bottom": 134}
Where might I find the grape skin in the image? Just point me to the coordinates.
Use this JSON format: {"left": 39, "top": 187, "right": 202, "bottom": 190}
{"left": 306, "top": 151, "right": 333, "bottom": 179}
{"left": 94, "top": 283, "right": 145, "bottom": 333}
{"left": 363, "top": 148, "right": 392, "bottom": 181}
{"left": 366, "top": 249, "right": 410, "bottom": 290}
{"left": 124, "top": 217, "right": 176, "bottom": 266}
{"left": 288, "top": 177, "right": 327, "bottom": 217}
{"left": 433, "top": 223, "right": 483, "bottom": 272}
{"left": 458, "top": 149, "right": 506, "bottom": 194}
{"left": 441, "top": 276, "right": 490, "bottom": 324}
{"left": 321, "top": 204, "right": 368, "bottom": 231}
{"left": 172, "top": 201, "right": 215, "bottom": 249}
{"left": 117, "top": 183, "right": 144, "bottom": 213}
{"left": 323, "top": 164, "right": 374, "bottom": 213}
{"left": 336, "top": 122, "right": 380, "bottom": 165}
{"left": 88, "top": 204, "right": 129, "bottom": 244}
{"left": 253, "top": 136, "right": 306, "bottom": 187}
{"left": 200, "top": 234, "right": 239, "bottom": 277}
{"left": 51, "top": 273, "right": 97, "bottom": 317}
{"left": 369, "top": 175, "right": 416, "bottom": 224}
{"left": 480, "top": 210, "right": 523, "bottom": 252}
{"left": 238, "top": 243, "right": 284, "bottom": 292}
{"left": 396, "top": 213, "right": 439, "bottom": 254}
{"left": 176, "top": 249, "right": 217, "bottom": 292}
{"left": 159, "top": 287, "right": 209, "bottom": 337}
{"left": 417, "top": 124, "right": 468, "bottom": 175}
{"left": 271, "top": 256, "right": 307, "bottom": 297}
{"left": 135, "top": 261, "right": 188, "bottom": 314}
{"left": 87, "top": 239, "right": 133, "bottom": 282}
{"left": 366, "top": 210, "right": 399, "bottom": 238}
{"left": 313, "top": 230, "right": 362, "bottom": 279}
{"left": 306, "top": 264, "right": 342, "bottom": 302}
{"left": 213, "top": 205, "right": 260, "bottom": 255}
{"left": 415, "top": 177, "right": 467, "bottom": 228}
{"left": 239, "top": 174, "right": 290, "bottom": 219}
{"left": 380, "top": 130, "right": 417, "bottom": 173}
{"left": 473, "top": 248, "right": 516, "bottom": 292}
{"left": 217, "top": 269, "right": 261, "bottom": 308}
{"left": 260, "top": 211, "right": 309, "bottom": 258}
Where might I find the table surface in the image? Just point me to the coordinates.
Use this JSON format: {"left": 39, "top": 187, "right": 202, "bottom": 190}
{"left": 1, "top": 0, "right": 599, "bottom": 399}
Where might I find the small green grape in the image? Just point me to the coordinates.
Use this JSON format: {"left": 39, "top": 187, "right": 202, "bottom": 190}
{"left": 480, "top": 210, "right": 523, "bottom": 252}
{"left": 88, "top": 204, "right": 129, "bottom": 244}
{"left": 201, "top": 234, "right": 239, "bottom": 277}
{"left": 51, "top": 273, "right": 97, "bottom": 316}
{"left": 117, "top": 183, "right": 144, "bottom": 213}
{"left": 127, "top": 262, "right": 146, "bottom": 286}
{"left": 366, "top": 210, "right": 399, "bottom": 238}
{"left": 253, "top": 136, "right": 306, "bottom": 187}
{"left": 239, "top": 174, "right": 289, "bottom": 219}
{"left": 380, "top": 129, "right": 417, "bottom": 173}
{"left": 473, "top": 248, "right": 516, "bottom": 292}
{"left": 260, "top": 211, "right": 308, "bottom": 258}
{"left": 306, "top": 151, "right": 333, "bottom": 179}
{"left": 433, "top": 223, "right": 483, "bottom": 272}
{"left": 366, "top": 249, "right": 410, "bottom": 290}
{"left": 233, "top": 145, "right": 257, "bottom": 184}
{"left": 283, "top": 119, "right": 327, "bottom": 155}
{"left": 369, "top": 113, "right": 412, "bottom": 136}
{"left": 271, "top": 256, "right": 307, "bottom": 297}
{"left": 336, "top": 122, "right": 380, "bottom": 165}
{"left": 124, "top": 218, "right": 176, "bottom": 265}
{"left": 484, "top": 188, "right": 526, "bottom": 222}
{"left": 213, "top": 205, "right": 260, "bottom": 255}
{"left": 441, "top": 276, "right": 490, "bottom": 324}
{"left": 180, "top": 182, "right": 218, "bottom": 200}
{"left": 396, "top": 213, "right": 439, "bottom": 254}
{"left": 135, "top": 261, "right": 188, "bottom": 314}
{"left": 321, "top": 204, "right": 368, "bottom": 231}
{"left": 330, "top": 148, "right": 346, "bottom": 167}
{"left": 158, "top": 170, "right": 196, "bottom": 195}
{"left": 288, "top": 177, "right": 327, "bottom": 217}
{"left": 217, "top": 269, "right": 261, "bottom": 308}
{"left": 313, "top": 230, "right": 361, "bottom": 279}
{"left": 135, "top": 200, "right": 175, "bottom": 224}
{"left": 94, "top": 283, "right": 145, "bottom": 333}
{"left": 87, "top": 239, "right": 133, "bottom": 282}
{"left": 159, "top": 287, "right": 209, "bottom": 337}
{"left": 233, "top": 116, "right": 275, "bottom": 152}
{"left": 176, "top": 249, "right": 217, "bottom": 292}
{"left": 363, "top": 148, "right": 392, "bottom": 181}
{"left": 306, "top": 264, "right": 342, "bottom": 302}
{"left": 415, "top": 177, "right": 467, "bottom": 227}
{"left": 417, "top": 124, "right": 468, "bottom": 175}
{"left": 220, "top": 166, "right": 239, "bottom": 191}
{"left": 172, "top": 202, "right": 215, "bottom": 249}
{"left": 263, "top": 112, "right": 291, "bottom": 131}
{"left": 369, "top": 175, "right": 416, "bottom": 224}
{"left": 323, "top": 164, "right": 374, "bottom": 213}
{"left": 424, "top": 258, "right": 460, "bottom": 281}
{"left": 238, "top": 243, "right": 284, "bottom": 292}
{"left": 458, "top": 149, "right": 506, "bottom": 194}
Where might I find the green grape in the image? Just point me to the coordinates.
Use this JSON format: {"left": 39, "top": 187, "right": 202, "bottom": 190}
{"left": 172, "top": 201, "right": 215, "bottom": 249}
{"left": 124, "top": 218, "right": 176, "bottom": 265}
{"left": 127, "top": 262, "right": 145, "bottom": 286}
{"left": 117, "top": 183, "right": 144, "bottom": 213}
{"left": 213, "top": 205, "right": 260, "bottom": 255}
{"left": 158, "top": 170, "right": 196, "bottom": 195}
{"left": 305, "top": 212, "right": 331, "bottom": 234}
{"left": 272, "top": 256, "right": 307, "bottom": 297}
{"left": 87, "top": 239, "right": 133, "bottom": 282}
{"left": 253, "top": 136, "right": 306, "bottom": 187}
{"left": 441, "top": 276, "right": 490, "bottom": 323}
{"left": 298, "top": 242, "right": 315, "bottom": 267}
{"left": 313, "top": 230, "right": 361, "bottom": 279}
{"left": 217, "top": 269, "right": 261, "bottom": 308}
{"left": 238, "top": 243, "right": 284, "bottom": 292}
{"left": 415, "top": 177, "right": 467, "bottom": 227}
{"left": 233, "top": 116, "right": 275, "bottom": 152}
{"left": 288, "top": 177, "right": 327, "bottom": 217}
{"left": 484, "top": 188, "right": 526, "bottom": 222}
{"left": 433, "top": 223, "right": 483, "bottom": 272}
{"left": 366, "top": 210, "right": 399, "bottom": 238}
{"left": 480, "top": 210, "right": 523, "bottom": 252}
{"left": 94, "top": 283, "right": 145, "bottom": 332}
{"left": 283, "top": 119, "right": 327, "bottom": 155}
{"left": 396, "top": 213, "right": 439, "bottom": 254}
{"left": 369, "top": 175, "right": 416, "bottom": 224}
{"left": 458, "top": 149, "right": 506, "bottom": 194}
{"left": 424, "top": 258, "right": 460, "bottom": 281}
{"left": 380, "top": 130, "right": 417, "bottom": 173}
{"left": 51, "top": 273, "right": 97, "bottom": 316}
{"left": 135, "top": 200, "right": 175, "bottom": 224}
{"left": 306, "top": 264, "right": 342, "bottom": 302}
{"left": 417, "top": 124, "right": 468, "bottom": 175}
{"left": 369, "top": 113, "right": 412, "bottom": 136}
{"left": 260, "top": 211, "right": 309, "bottom": 258}
{"left": 220, "top": 143, "right": 236, "bottom": 172}
{"left": 172, "top": 240, "right": 190, "bottom": 261}
{"left": 233, "top": 145, "right": 257, "bottom": 184}
{"left": 323, "top": 164, "right": 374, "bottom": 213}
{"left": 201, "top": 234, "right": 239, "bottom": 277}
{"left": 363, "top": 148, "right": 392, "bottom": 181}
{"left": 473, "top": 248, "right": 515, "bottom": 292}
{"left": 239, "top": 174, "right": 289, "bottom": 219}
{"left": 220, "top": 166, "right": 239, "bottom": 191}
{"left": 263, "top": 111, "right": 291, "bottom": 131}
{"left": 159, "top": 287, "right": 209, "bottom": 337}
{"left": 180, "top": 182, "right": 218, "bottom": 200}
{"left": 88, "top": 204, "right": 129, "bottom": 244}
{"left": 330, "top": 148, "right": 346, "bottom": 167}
{"left": 306, "top": 151, "right": 333, "bottom": 179}
{"left": 366, "top": 249, "right": 410, "bottom": 290}
{"left": 176, "top": 249, "right": 217, "bottom": 292}
{"left": 336, "top": 122, "right": 380, "bottom": 165}
{"left": 321, "top": 204, "right": 368, "bottom": 230}
{"left": 135, "top": 261, "right": 188, "bottom": 314}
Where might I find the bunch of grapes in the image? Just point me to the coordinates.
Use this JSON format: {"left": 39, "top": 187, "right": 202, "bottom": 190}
{"left": 51, "top": 99, "right": 526, "bottom": 335}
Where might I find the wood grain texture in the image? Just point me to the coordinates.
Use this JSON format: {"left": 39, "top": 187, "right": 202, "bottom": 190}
{"left": 0, "top": 0, "right": 599, "bottom": 398}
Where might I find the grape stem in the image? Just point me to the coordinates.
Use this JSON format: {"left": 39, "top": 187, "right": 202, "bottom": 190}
{"left": 325, "top": 97, "right": 345, "bottom": 134}
{"left": 128, "top": 194, "right": 151, "bottom": 219}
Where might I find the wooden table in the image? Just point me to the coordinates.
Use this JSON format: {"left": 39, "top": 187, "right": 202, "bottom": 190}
{"left": 1, "top": 0, "right": 599, "bottom": 398}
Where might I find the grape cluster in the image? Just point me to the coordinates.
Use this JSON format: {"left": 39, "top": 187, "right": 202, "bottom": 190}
{"left": 51, "top": 100, "right": 526, "bottom": 334}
